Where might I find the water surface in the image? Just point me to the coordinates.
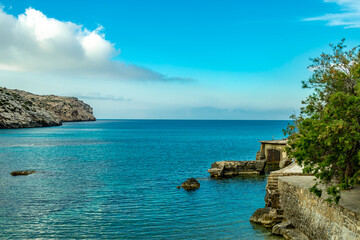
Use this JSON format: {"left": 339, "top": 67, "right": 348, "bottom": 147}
{"left": 0, "top": 120, "right": 288, "bottom": 239}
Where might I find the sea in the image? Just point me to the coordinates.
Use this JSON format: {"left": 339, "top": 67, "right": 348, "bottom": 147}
{"left": 0, "top": 120, "right": 290, "bottom": 239}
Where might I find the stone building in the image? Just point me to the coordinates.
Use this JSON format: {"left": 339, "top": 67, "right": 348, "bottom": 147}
{"left": 256, "top": 139, "right": 290, "bottom": 168}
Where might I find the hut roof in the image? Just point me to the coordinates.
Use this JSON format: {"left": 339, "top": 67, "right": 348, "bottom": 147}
{"left": 259, "top": 139, "right": 288, "bottom": 145}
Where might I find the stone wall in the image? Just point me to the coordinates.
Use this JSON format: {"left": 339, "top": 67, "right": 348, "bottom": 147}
{"left": 278, "top": 176, "right": 360, "bottom": 240}
{"left": 265, "top": 163, "right": 308, "bottom": 209}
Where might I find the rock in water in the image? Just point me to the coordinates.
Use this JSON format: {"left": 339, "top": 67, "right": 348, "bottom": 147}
{"left": 11, "top": 170, "right": 36, "bottom": 176}
{"left": 272, "top": 221, "right": 309, "bottom": 240}
{"left": 208, "top": 160, "right": 266, "bottom": 178}
{"left": 181, "top": 178, "right": 200, "bottom": 190}
{"left": 250, "top": 207, "right": 283, "bottom": 228}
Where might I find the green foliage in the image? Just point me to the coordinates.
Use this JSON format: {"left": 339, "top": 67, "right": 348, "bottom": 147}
{"left": 285, "top": 39, "right": 360, "bottom": 203}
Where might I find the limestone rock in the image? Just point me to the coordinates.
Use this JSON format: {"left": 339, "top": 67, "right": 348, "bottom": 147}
{"left": 281, "top": 229, "right": 309, "bottom": 240}
{"left": 273, "top": 221, "right": 309, "bottom": 239}
{"left": 181, "top": 178, "right": 200, "bottom": 190}
{"left": 279, "top": 158, "right": 292, "bottom": 169}
{"left": 265, "top": 189, "right": 280, "bottom": 209}
{"left": 250, "top": 207, "right": 283, "bottom": 228}
{"left": 0, "top": 87, "right": 95, "bottom": 128}
{"left": 0, "top": 88, "right": 62, "bottom": 128}
{"left": 208, "top": 160, "right": 266, "bottom": 178}
{"left": 272, "top": 221, "right": 294, "bottom": 235}
{"left": 255, "top": 151, "right": 261, "bottom": 160}
{"left": 11, "top": 89, "right": 96, "bottom": 122}
{"left": 11, "top": 170, "right": 36, "bottom": 176}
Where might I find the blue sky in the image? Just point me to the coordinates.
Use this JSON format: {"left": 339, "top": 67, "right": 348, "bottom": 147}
{"left": 0, "top": 0, "right": 360, "bottom": 119}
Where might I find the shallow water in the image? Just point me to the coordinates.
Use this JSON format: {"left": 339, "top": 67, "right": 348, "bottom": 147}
{"left": 0, "top": 120, "right": 288, "bottom": 239}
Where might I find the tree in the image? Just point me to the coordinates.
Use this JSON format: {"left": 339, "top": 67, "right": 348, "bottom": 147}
{"left": 285, "top": 39, "right": 360, "bottom": 203}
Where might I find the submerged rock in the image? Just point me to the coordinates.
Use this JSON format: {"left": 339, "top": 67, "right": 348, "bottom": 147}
{"left": 181, "top": 178, "right": 200, "bottom": 190}
{"left": 250, "top": 207, "right": 283, "bottom": 228}
{"left": 11, "top": 170, "right": 36, "bottom": 176}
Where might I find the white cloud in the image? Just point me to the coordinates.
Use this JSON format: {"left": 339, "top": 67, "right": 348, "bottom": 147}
{"left": 304, "top": 0, "right": 360, "bottom": 28}
{"left": 0, "top": 7, "right": 190, "bottom": 81}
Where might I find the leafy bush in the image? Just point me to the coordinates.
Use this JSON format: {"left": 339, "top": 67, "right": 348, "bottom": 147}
{"left": 285, "top": 40, "right": 360, "bottom": 203}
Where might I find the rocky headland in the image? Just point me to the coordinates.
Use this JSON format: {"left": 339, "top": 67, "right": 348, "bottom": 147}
{"left": 0, "top": 87, "right": 95, "bottom": 128}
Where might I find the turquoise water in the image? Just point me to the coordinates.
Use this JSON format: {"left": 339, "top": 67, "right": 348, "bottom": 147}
{"left": 0, "top": 120, "right": 288, "bottom": 239}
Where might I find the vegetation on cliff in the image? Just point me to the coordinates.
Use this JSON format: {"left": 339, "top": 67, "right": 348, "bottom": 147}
{"left": 285, "top": 40, "right": 360, "bottom": 203}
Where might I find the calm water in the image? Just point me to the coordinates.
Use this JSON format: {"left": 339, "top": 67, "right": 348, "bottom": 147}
{"left": 0, "top": 120, "right": 289, "bottom": 239}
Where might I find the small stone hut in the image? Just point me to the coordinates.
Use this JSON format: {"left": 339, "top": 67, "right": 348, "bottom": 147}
{"left": 256, "top": 139, "right": 288, "bottom": 165}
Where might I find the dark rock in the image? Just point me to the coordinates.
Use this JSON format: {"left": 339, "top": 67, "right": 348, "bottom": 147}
{"left": 250, "top": 207, "right": 283, "bottom": 228}
{"left": 181, "top": 178, "right": 200, "bottom": 190}
{"left": 11, "top": 170, "right": 36, "bottom": 176}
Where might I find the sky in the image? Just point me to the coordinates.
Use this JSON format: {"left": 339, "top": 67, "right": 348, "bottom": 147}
{"left": 0, "top": 0, "right": 360, "bottom": 119}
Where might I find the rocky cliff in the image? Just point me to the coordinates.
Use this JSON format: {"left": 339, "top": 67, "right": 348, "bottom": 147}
{"left": 0, "top": 87, "right": 95, "bottom": 128}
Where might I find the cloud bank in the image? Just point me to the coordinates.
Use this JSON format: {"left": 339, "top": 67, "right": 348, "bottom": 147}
{"left": 304, "top": 0, "right": 360, "bottom": 28}
{"left": 0, "top": 7, "right": 189, "bottom": 81}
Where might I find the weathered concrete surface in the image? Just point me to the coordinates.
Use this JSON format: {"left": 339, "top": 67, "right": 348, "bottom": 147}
{"left": 207, "top": 160, "right": 266, "bottom": 178}
{"left": 279, "top": 176, "right": 360, "bottom": 240}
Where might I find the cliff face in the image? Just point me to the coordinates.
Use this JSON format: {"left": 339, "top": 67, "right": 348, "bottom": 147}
{"left": 0, "top": 88, "right": 95, "bottom": 129}
{"left": 11, "top": 89, "right": 96, "bottom": 122}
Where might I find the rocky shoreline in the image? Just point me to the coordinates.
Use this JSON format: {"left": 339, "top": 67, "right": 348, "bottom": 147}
{"left": 250, "top": 163, "right": 311, "bottom": 239}
{"left": 0, "top": 87, "right": 95, "bottom": 128}
{"left": 207, "top": 156, "right": 360, "bottom": 239}
{"left": 207, "top": 160, "right": 267, "bottom": 178}
{"left": 247, "top": 162, "right": 360, "bottom": 239}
